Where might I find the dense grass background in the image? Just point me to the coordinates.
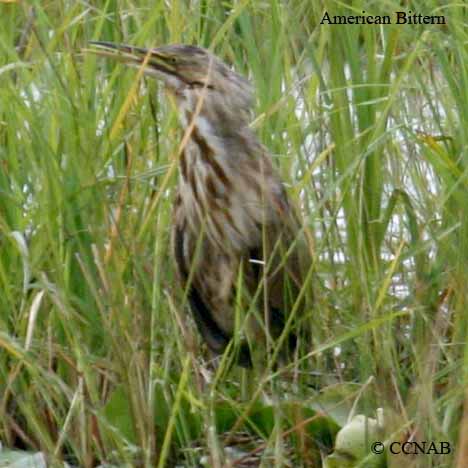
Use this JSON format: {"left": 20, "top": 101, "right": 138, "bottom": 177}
{"left": 0, "top": 0, "right": 467, "bottom": 466}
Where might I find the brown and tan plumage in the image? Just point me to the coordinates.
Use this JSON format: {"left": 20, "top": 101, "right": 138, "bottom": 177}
{"left": 89, "top": 42, "right": 311, "bottom": 366}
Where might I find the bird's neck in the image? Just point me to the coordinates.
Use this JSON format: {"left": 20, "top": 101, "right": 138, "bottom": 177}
{"left": 176, "top": 103, "right": 249, "bottom": 250}
{"left": 178, "top": 107, "right": 234, "bottom": 191}
{"left": 176, "top": 107, "right": 279, "bottom": 255}
{"left": 176, "top": 87, "right": 248, "bottom": 139}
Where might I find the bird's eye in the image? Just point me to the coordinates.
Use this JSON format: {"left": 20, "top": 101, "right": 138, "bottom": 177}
{"left": 188, "top": 81, "right": 214, "bottom": 90}
{"left": 169, "top": 57, "right": 177, "bottom": 64}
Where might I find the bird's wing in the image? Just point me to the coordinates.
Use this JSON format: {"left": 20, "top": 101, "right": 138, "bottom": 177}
{"left": 172, "top": 204, "right": 253, "bottom": 366}
{"left": 243, "top": 213, "right": 305, "bottom": 338}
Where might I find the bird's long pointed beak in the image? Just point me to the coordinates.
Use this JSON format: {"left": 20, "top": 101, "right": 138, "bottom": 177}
{"left": 86, "top": 41, "right": 176, "bottom": 75}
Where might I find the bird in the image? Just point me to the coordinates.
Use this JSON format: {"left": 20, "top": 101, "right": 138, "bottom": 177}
{"left": 89, "top": 41, "right": 311, "bottom": 367}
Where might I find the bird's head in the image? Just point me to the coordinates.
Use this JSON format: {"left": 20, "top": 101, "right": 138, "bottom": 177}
{"left": 88, "top": 42, "right": 253, "bottom": 128}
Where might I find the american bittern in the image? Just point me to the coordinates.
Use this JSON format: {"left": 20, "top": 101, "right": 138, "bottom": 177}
{"left": 89, "top": 42, "right": 311, "bottom": 367}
